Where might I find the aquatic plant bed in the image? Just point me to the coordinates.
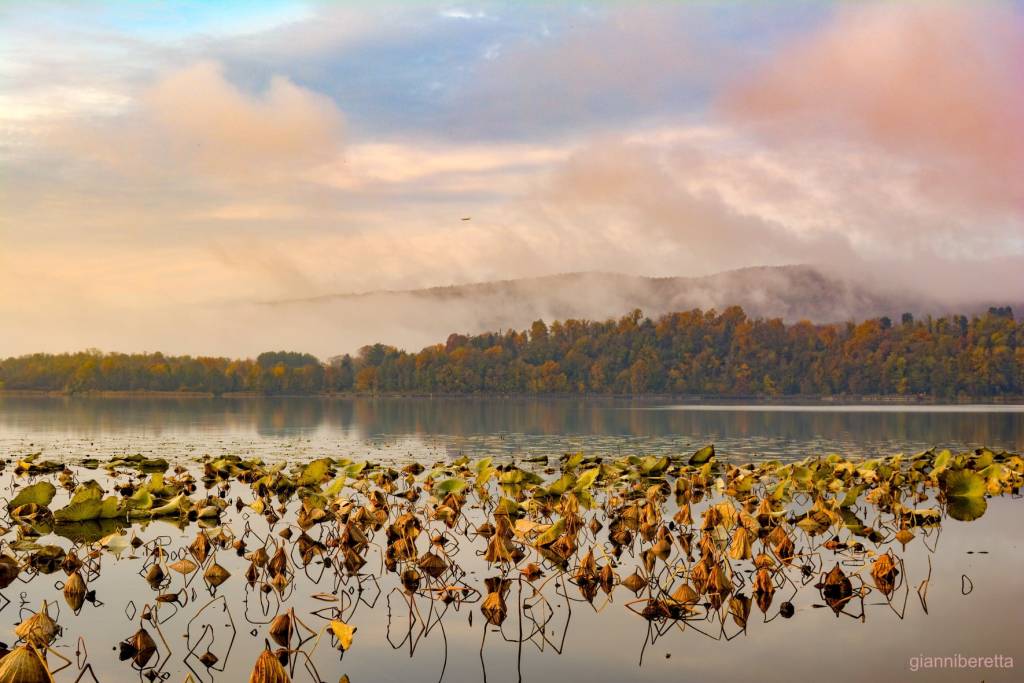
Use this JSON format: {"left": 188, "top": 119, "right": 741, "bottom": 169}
{"left": 0, "top": 446, "right": 1020, "bottom": 682}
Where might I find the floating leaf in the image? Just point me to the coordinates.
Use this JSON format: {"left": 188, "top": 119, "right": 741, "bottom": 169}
{"left": 329, "top": 620, "right": 355, "bottom": 651}
{"left": 8, "top": 483, "right": 56, "bottom": 511}
{"left": 435, "top": 478, "right": 468, "bottom": 495}
{"left": 943, "top": 470, "right": 988, "bottom": 521}
{"left": 688, "top": 445, "right": 715, "bottom": 466}
{"left": 297, "top": 458, "right": 332, "bottom": 487}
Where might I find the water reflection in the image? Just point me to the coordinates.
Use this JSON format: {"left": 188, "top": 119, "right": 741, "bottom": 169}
{"left": 0, "top": 396, "right": 1021, "bottom": 462}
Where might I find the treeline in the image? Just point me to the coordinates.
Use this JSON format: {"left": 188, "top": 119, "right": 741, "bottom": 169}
{"left": 1, "top": 307, "right": 1020, "bottom": 398}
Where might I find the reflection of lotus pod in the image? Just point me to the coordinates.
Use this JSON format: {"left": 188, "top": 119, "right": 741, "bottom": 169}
{"left": 753, "top": 568, "right": 774, "bottom": 595}
{"left": 28, "top": 547, "right": 65, "bottom": 575}
{"left": 268, "top": 547, "right": 287, "bottom": 577}
{"left": 622, "top": 572, "right": 647, "bottom": 594}
{"left": 701, "top": 506, "right": 722, "bottom": 531}
{"left": 520, "top": 563, "right": 543, "bottom": 581}
{"left": 729, "top": 595, "right": 752, "bottom": 629}
{"left": 768, "top": 526, "right": 795, "bottom": 563}
{"left": 549, "top": 534, "right": 576, "bottom": 562}
{"left": 169, "top": 558, "right": 197, "bottom": 575}
{"left": 674, "top": 503, "right": 692, "bottom": 526}
{"left": 575, "top": 548, "right": 597, "bottom": 582}
{"left": 480, "top": 591, "right": 507, "bottom": 626}
{"left": 417, "top": 551, "right": 446, "bottom": 579}
{"left": 484, "top": 536, "right": 513, "bottom": 564}
{"left": 708, "top": 564, "right": 732, "bottom": 596}
{"left": 270, "top": 572, "right": 289, "bottom": 594}
{"left": 145, "top": 564, "right": 164, "bottom": 585}
{"left": 342, "top": 548, "right": 365, "bottom": 574}
{"left": 0, "top": 555, "right": 20, "bottom": 590}
{"left": 248, "top": 646, "right": 289, "bottom": 683}
{"left": 609, "top": 527, "right": 632, "bottom": 547}
{"left": 690, "top": 557, "right": 711, "bottom": 593}
{"left": 698, "top": 532, "right": 717, "bottom": 559}
{"left": 0, "top": 643, "right": 52, "bottom": 683}
{"left": 671, "top": 582, "right": 699, "bottom": 605}
{"left": 728, "top": 527, "right": 752, "bottom": 560}
{"left": 821, "top": 563, "right": 854, "bottom": 613}
{"left": 189, "top": 533, "right": 211, "bottom": 564}
{"left": 249, "top": 547, "right": 269, "bottom": 567}
{"left": 401, "top": 568, "right": 421, "bottom": 592}
{"left": 599, "top": 563, "right": 616, "bottom": 594}
{"left": 203, "top": 562, "right": 231, "bottom": 588}
{"left": 129, "top": 628, "right": 157, "bottom": 667}
{"left": 870, "top": 553, "right": 899, "bottom": 596}
{"left": 895, "top": 528, "right": 915, "bottom": 547}
{"left": 15, "top": 602, "right": 58, "bottom": 647}
{"left": 60, "top": 551, "right": 82, "bottom": 575}
{"left": 268, "top": 613, "right": 291, "bottom": 647}
{"left": 63, "top": 572, "right": 86, "bottom": 611}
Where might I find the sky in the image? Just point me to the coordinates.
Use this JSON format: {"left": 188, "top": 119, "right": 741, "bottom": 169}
{"left": 1, "top": 1, "right": 1023, "bottom": 357}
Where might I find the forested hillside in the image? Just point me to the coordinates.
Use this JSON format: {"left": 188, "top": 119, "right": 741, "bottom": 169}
{"left": 2, "top": 307, "right": 1020, "bottom": 398}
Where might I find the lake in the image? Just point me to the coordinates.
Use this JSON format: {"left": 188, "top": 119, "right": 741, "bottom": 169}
{"left": 0, "top": 396, "right": 1020, "bottom": 683}
{"left": 2, "top": 395, "right": 1023, "bottom": 464}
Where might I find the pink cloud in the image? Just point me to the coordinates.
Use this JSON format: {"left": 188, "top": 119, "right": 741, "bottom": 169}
{"left": 723, "top": 2, "right": 1024, "bottom": 212}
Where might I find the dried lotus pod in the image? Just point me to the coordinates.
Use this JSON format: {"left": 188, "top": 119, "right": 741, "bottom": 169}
{"left": 268, "top": 612, "right": 291, "bottom": 647}
{"left": 15, "top": 602, "right": 58, "bottom": 647}
{"left": 249, "top": 643, "right": 290, "bottom": 683}
{"left": 0, "top": 643, "right": 52, "bottom": 683}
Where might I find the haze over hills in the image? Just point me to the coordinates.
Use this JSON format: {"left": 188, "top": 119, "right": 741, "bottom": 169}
{"left": 3, "top": 265, "right": 1018, "bottom": 361}
{"left": 258, "top": 265, "right": 1017, "bottom": 358}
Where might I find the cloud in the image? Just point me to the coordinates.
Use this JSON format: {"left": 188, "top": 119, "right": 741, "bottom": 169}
{"left": 55, "top": 61, "right": 345, "bottom": 185}
{"left": 723, "top": 2, "right": 1024, "bottom": 212}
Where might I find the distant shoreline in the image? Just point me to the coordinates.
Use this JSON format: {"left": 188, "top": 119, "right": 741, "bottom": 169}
{"left": 1, "top": 388, "right": 1022, "bottom": 405}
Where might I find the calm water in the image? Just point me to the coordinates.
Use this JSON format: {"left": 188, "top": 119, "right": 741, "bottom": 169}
{"left": 0, "top": 396, "right": 1021, "bottom": 682}
{"left": 1, "top": 396, "right": 1022, "bottom": 463}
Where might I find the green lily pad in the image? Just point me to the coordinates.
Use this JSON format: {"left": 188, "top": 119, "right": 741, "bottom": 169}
{"left": 688, "top": 445, "right": 715, "bottom": 466}
{"left": 8, "top": 482, "right": 57, "bottom": 510}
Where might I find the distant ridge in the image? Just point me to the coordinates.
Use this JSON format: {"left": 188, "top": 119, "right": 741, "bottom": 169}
{"left": 250, "top": 264, "right": 1018, "bottom": 357}
{"left": 267, "top": 265, "right": 902, "bottom": 323}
